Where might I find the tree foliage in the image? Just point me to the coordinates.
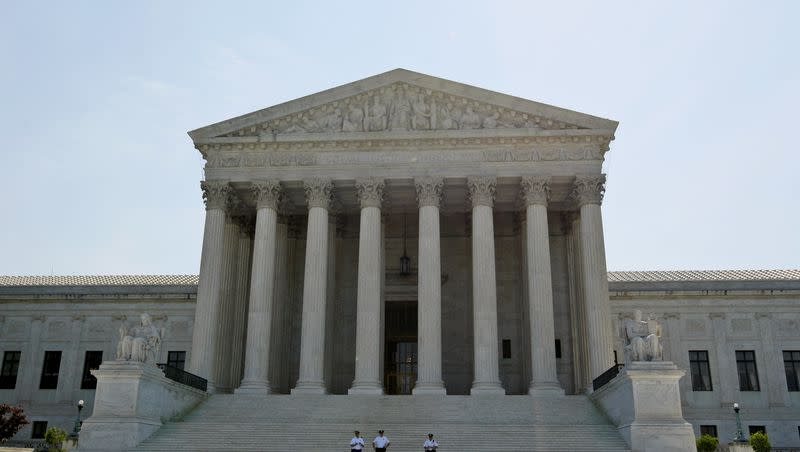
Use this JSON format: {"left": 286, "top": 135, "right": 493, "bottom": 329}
{"left": 749, "top": 431, "right": 771, "bottom": 452}
{"left": 44, "top": 426, "right": 68, "bottom": 452}
{"left": 695, "top": 434, "right": 719, "bottom": 452}
{"left": 0, "top": 404, "right": 29, "bottom": 443}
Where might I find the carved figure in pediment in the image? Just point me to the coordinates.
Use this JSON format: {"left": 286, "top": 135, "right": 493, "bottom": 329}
{"left": 411, "top": 93, "right": 431, "bottom": 130}
{"left": 283, "top": 113, "right": 321, "bottom": 133}
{"left": 482, "top": 112, "right": 500, "bottom": 129}
{"left": 342, "top": 104, "right": 365, "bottom": 132}
{"left": 459, "top": 106, "right": 481, "bottom": 129}
{"left": 319, "top": 108, "right": 343, "bottom": 132}
{"left": 623, "top": 310, "right": 662, "bottom": 364}
{"left": 116, "top": 313, "right": 164, "bottom": 365}
{"left": 367, "top": 95, "right": 388, "bottom": 131}
{"left": 389, "top": 88, "right": 412, "bottom": 131}
{"left": 438, "top": 102, "right": 458, "bottom": 130}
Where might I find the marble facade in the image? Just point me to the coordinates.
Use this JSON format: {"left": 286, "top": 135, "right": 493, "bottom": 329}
{"left": 0, "top": 70, "right": 798, "bottom": 447}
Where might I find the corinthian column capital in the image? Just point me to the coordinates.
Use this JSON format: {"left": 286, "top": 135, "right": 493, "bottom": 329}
{"left": 303, "top": 178, "right": 334, "bottom": 210}
{"left": 251, "top": 180, "right": 283, "bottom": 210}
{"left": 467, "top": 176, "right": 496, "bottom": 208}
{"left": 520, "top": 176, "right": 551, "bottom": 207}
{"left": 415, "top": 177, "right": 444, "bottom": 208}
{"left": 201, "top": 180, "right": 232, "bottom": 211}
{"left": 355, "top": 178, "right": 385, "bottom": 209}
{"left": 572, "top": 174, "right": 606, "bottom": 206}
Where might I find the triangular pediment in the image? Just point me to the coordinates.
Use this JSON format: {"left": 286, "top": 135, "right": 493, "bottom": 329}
{"left": 188, "top": 69, "right": 617, "bottom": 142}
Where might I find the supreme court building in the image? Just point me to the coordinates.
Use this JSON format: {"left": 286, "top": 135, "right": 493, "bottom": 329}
{"left": 185, "top": 68, "right": 617, "bottom": 397}
{"left": 2, "top": 69, "right": 799, "bottom": 450}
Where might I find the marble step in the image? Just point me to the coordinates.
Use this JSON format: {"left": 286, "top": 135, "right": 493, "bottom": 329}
{"left": 131, "top": 394, "right": 630, "bottom": 451}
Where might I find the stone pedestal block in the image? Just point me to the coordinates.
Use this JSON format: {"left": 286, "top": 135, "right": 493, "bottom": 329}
{"left": 78, "top": 361, "right": 207, "bottom": 451}
{"left": 590, "top": 361, "right": 696, "bottom": 452}
{"left": 728, "top": 444, "right": 754, "bottom": 452}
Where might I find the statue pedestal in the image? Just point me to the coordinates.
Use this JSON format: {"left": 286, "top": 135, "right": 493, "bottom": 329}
{"left": 78, "top": 361, "right": 207, "bottom": 451}
{"left": 728, "top": 443, "right": 754, "bottom": 452}
{"left": 590, "top": 361, "right": 697, "bottom": 452}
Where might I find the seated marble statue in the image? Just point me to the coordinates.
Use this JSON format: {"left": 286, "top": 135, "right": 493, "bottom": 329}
{"left": 623, "top": 310, "right": 662, "bottom": 363}
{"left": 116, "top": 313, "right": 163, "bottom": 364}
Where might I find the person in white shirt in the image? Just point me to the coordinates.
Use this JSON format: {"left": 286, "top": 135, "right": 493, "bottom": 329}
{"left": 373, "top": 429, "right": 390, "bottom": 451}
{"left": 423, "top": 433, "right": 439, "bottom": 451}
{"left": 350, "top": 430, "right": 365, "bottom": 452}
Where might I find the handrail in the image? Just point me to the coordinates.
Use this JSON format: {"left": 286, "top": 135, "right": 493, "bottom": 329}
{"left": 592, "top": 363, "right": 624, "bottom": 392}
{"left": 156, "top": 363, "right": 208, "bottom": 392}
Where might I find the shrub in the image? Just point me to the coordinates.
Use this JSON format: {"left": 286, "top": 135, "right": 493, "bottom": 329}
{"left": 749, "top": 431, "right": 770, "bottom": 452}
{"left": 696, "top": 434, "right": 719, "bottom": 452}
{"left": 44, "top": 427, "right": 68, "bottom": 452}
{"left": 0, "top": 404, "right": 29, "bottom": 442}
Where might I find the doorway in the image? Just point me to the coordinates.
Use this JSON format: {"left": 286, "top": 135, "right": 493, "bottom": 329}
{"left": 384, "top": 300, "right": 417, "bottom": 395}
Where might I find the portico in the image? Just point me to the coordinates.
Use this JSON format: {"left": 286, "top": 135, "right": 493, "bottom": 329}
{"left": 186, "top": 69, "right": 618, "bottom": 396}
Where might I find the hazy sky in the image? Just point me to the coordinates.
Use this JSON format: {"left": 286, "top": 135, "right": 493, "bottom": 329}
{"left": 1, "top": 1, "right": 797, "bottom": 275}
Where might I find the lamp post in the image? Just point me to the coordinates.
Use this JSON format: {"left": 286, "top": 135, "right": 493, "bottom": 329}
{"left": 733, "top": 402, "right": 746, "bottom": 443}
{"left": 70, "top": 399, "right": 84, "bottom": 438}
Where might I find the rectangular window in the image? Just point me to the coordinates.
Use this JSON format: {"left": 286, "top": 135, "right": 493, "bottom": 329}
{"left": 748, "top": 425, "right": 766, "bottom": 436}
{"left": 736, "top": 350, "right": 760, "bottom": 391}
{"left": 502, "top": 340, "right": 511, "bottom": 359}
{"left": 689, "top": 350, "right": 713, "bottom": 391}
{"left": 80, "top": 351, "right": 103, "bottom": 389}
{"left": 784, "top": 350, "right": 800, "bottom": 392}
{"left": 0, "top": 351, "right": 21, "bottom": 389}
{"left": 167, "top": 351, "right": 186, "bottom": 370}
{"left": 39, "top": 351, "right": 62, "bottom": 389}
{"left": 700, "top": 425, "right": 717, "bottom": 438}
{"left": 555, "top": 339, "right": 562, "bottom": 359}
{"left": 31, "top": 421, "right": 47, "bottom": 439}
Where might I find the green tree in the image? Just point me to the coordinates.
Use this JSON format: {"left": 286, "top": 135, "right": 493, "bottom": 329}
{"left": 695, "top": 434, "right": 719, "bottom": 452}
{"left": 44, "top": 426, "right": 68, "bottom": 452}
{"left": 749, "top": 431, "right": 771, "bottom": 452}
{"left": 0, "top": 404, "right": 29, "bottom": 443}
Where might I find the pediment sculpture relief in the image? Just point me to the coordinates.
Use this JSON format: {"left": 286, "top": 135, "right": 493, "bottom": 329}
{"left": 222, "top": 83, "right": 584, "bottom": 137}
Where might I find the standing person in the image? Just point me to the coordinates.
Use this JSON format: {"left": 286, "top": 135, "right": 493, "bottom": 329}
{"left": 373, "top": 429, "right": 390, "bottom": 451}
{"left": 424, "top": 433, "right": 439, "bottom": 451}
{"left": 350, "top": 430, "right": 365, "bottom": 452}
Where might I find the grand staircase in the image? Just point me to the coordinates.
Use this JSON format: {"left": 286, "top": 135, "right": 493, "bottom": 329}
{"left": 131, "top": 394, "right": 630, "bottom": 452}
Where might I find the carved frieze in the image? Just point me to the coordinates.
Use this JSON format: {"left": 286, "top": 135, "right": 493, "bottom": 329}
{"left": 219, "top": 82, "right": 586, "bottom": 138}
{"left": 520, "top": 176, "right": 551, "bottom": 206}
{"left": 467, "top": 176, "right": 497, "bottom": 208}
{"left": 571, "top": 174, "right": 606, "bottom": 206}
{"left": 415, "top": 177, "right": 444, "bottom": 208}
{"left": 201, "top": 180, "right": 232, "bottom": 210}
{"left": 355, "top": 178, "right": 385, "bottom": 209}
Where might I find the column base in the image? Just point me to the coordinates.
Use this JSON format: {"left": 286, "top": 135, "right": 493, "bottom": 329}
{"left": 412, "top": 381, "right": 446, "bottom": 395}
{"left": 528, "top": 383, "right": 565, "bottom": 397}
{"left": 235, "top": 380, "right": 272, "bottom": 395}
{"left": 291, "top": 381, "right": 327, "bottom": 395}
{"left": 470, "top": 382, "right": 506, "bottom": 395}
{"left": 348, "top": 382, "right": 384, "bottom": 395}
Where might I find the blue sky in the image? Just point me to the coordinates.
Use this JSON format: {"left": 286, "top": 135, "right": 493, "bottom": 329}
{"left": 1, "top": 1, "right": 797, "bottom": 275}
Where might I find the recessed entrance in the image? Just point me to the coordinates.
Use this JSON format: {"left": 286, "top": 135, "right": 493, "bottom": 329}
{"left": 384, "top": 300, "right": 417, "bottom": 395}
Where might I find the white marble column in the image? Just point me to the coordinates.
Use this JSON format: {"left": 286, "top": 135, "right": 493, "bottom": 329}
{"left": 189, "top": 180, "right": 231, "bottom": 391}
{"left": 215, "top": 216, "right": 240, "bottom": 392}
{"left": 229, "top": 219, "right": 253, "bottom": 390}
{"left": 269, "top": 215, "right": 289, "bottom": 393}
{"left": 467, "top": 176, "right": 505, "bottom": 395}
{"left": 413, "top": 177, "right": 447, "bottom": 394}
{"left": 756, "top": 313, "right": 789, "bottom": 407}
{"left": 572, "top": 175, "right": 614, "bottom": 382}
{"left": 522, "top": 176, "right": 563, "bottom": 396}
{"left": 349, "top": 178, "right": 385, "bottom": 395}
{"left": 237, "top": 181, "right": 282, "bottom": 394}
{"left": 292, "top": 178, "right": 334, "bottom": 394}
